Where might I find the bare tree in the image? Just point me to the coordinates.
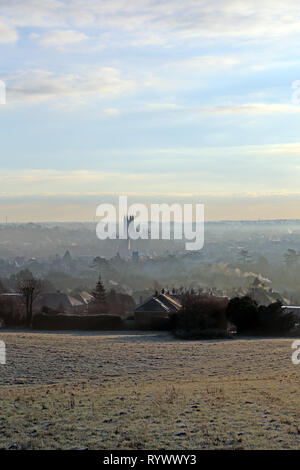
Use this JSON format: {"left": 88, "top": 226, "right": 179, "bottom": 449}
{"left": 17, "top": 277, "right": 41, "bottom": 327}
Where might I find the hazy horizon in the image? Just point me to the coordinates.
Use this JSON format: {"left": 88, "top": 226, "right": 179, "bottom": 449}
{"left": 2, "top": 217, "right": 300, "bottom": 224}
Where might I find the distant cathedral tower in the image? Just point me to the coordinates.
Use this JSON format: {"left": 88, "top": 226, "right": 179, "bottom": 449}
{"left": 118, "top": 215, "right": 134, "bottom": 258}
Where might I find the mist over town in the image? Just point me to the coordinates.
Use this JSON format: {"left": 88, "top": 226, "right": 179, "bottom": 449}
{"left": 1, "top": 0, "right": 300, "bottom": 456}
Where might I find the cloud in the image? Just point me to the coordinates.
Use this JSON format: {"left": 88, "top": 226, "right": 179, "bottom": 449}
{"left": 33, "top": 29, "right": 88, "bottom": 49}
{"left": 0, "top": 169, "right": 181, "bottom": 196}
{"left": 3, "top": 0, "right": 300, "bottom": 47}
{"left": 0, "top": 1, "right": 65, "bottom": 29}
{"left": 0, "top": 19, "right": 18, "bottom": 43}
{"left": 111, "top": 142, "right": 300, "bottom": 163}
{"left": 104, "top": 108, "right": 120, "bottom": 116}
{"left": 144, "top": 103, "right": 183, "bottom": 111}
{"left": 200, "top": 103, "right": 300, "bottom": 115}
{"left": 249, "top": 142, "right": 300, "bottom": 156}
{"left": 2, "top": 167, "right": 300, "bottom": 199}
{"left": 0, "top": 146, "right": 299, "bottom": 199}
{"left": 1, "top": 187, "right": 300, "bottom": 222}
{"left": 6, "top": 67, "right": 135, "bottom": 105}
{"left": 1, "top": 165, "right": 300, "bottom": 221}
{"left": 169, "top": 55, "right": 240, "bottom": 71}
{"left": 139, "top": 102, "right": 300, "bottom": 116}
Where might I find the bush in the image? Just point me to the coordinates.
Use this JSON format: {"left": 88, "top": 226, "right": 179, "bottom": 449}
{"left": 257, "top": 301, "right": 296, "bottom": 335}
{"left": 41, "top": 305, "right": 60, "bottom": 315}
{"left": 135, "top": 312, "right": 170, "bottom": 330}
{"left": 171, "top": 294, "right": 228, "bottom": 337}
{"left": 0, "top": 295, "right": 26, "bottom": 326}
{"left": 226, "top": 296, "right": 258, "bottom": 333}
{"left": 285, "top": 327, "right": 300, "bottom": 337}
{"left": 226, "top": 296, "right": 297, "bottom": 336}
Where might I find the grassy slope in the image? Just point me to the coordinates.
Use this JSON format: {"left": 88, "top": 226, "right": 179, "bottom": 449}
{"left": 0, "top": 331, "right": 299, "bottom": 449}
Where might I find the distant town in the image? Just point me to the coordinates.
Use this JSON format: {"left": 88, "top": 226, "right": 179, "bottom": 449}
{"left": 0, "top": 220, "right": 299, "bottom": 329}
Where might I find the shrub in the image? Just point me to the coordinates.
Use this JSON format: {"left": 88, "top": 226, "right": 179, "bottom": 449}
{"left": 257, "top": 301, "right": 296, "bottom": 335}
{"left": 135, "top": 311, "right": 170, "bottom": 330}
{"left": 171, "top": 294, "right": 228, "bottom": 338}
{"left": 226, "top": 296, "right": 297, "bottom": 336}
{"left": 226, "top": 296, "right": 259, "bottom": 333}
{"left": 41, "top": 305, "right": 60, "bottom": 315}
{"left": 285, "top": 327, "right": 300, "bottom": 337}
{"left": 0, "top": 295, "right": 26, "bottom": 326}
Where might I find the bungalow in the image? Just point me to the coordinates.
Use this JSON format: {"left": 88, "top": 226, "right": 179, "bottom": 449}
{"left": 34, "top": 292, "right": 85, "bottom": 314}
{"left": 134, "top": 291, "right": 229, "bottom": 330}
{"left": 134, "top": 292, "right": 182, "bottom": 329}
{"left": 74, "top": 291, "right": 94, "bottom": 305}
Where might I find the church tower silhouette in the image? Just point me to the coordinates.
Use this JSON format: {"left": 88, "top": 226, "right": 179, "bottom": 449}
{"left": 118, "top": 215, "right": 134, "bottom": 258}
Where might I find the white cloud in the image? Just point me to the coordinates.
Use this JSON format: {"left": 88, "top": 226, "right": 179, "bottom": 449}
{"left": 6, "top": 67, "right": 136, "bottom": 105}
{"left": 33, "top": 29, "right": 88, "bottom": 48}
{"left": 0, "top": 169, "right": 191, "bottom": 197}
{"left": 249, "top": 142, "right": 300, "bottom": 156}
{"left": 172, "top": 55, "right": 240, "bottom": 70}
{"left": 2, "top": 168, "right": 300, "bottom": 199}
{"left": 104, "top": 108, "right": 120, "bottom": 116}
{"left": 0, "top": 1, "right": 65, "bottom": 28}
{"left": 138, "top": 102, "right": 300, "bottom": 116}
{"left": 3, "top": 0, "right": 300, "bottom": 47}
{"left": 0, "top": 19, "right": 18, "bottom": 43}
{"left": 140, "top": 142, "right": 300, "bottom": 158}
{"left": 145, "top": 103, "right": 182, "bottom": 111}
{"left": 200, "top": 103, "right": 300, "bottom": 115}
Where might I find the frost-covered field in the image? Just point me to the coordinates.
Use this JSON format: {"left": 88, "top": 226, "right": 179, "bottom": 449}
{"left": 0, "top": 331, "right": 299, "bottom": 449}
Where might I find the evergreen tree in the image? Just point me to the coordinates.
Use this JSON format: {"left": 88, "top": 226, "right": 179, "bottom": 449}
{"left": 91, "top": 275, "right": 107, "bottom": 304}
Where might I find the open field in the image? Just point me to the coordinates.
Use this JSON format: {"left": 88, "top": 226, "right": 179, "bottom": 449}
{"left": 0, "top": 330, "right": 300, "bottom": 449}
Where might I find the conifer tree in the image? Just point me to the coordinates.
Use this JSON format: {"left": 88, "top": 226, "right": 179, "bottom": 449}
{"left": 91, "top": 275, "right": 107, "bottom": 304}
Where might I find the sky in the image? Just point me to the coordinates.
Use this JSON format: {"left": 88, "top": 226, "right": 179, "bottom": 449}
{"left": 1, "top": 0, "right": 300, "bottom": 221}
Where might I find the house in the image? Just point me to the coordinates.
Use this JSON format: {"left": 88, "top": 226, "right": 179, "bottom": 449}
{"left": 249, "top": 286, "right": 289, "bottom": 306}
{"left": 34, "top": 292, "right": 85, "bottom": 313}
{"left": 87, "top": 290, "right": 136, "bottom": 318}
{"left": 74, "top": 291, "right": 94, "bottom": 305}
{"left": 134, "top": 291, "right": 229, "bottom": 330}
{"left": 134, "top": 292, "right": 182, "bottom": 329}
{"left": 106, "top": 291, "right": 136, "bottom": 318}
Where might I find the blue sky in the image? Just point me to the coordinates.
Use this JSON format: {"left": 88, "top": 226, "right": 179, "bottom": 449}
{"left": 1, "top": 0, "right": 300, "bottom": 221}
